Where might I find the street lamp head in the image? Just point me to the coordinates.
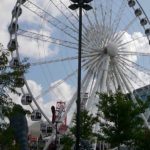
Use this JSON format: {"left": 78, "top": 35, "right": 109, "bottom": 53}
{"left": 70, "top": 0, "right": 79, "bottom": 3}
{"left": 70, "top": 0, "right": 93, "bottom": 3}
{"left": 84, "top": 0, "right": 93, "bottom": 3}
{"left": 69, "top": 0, "right": 93, "bottom": 10}
{"left": 69, "top": 4, "right": 79, "bottom": 10}
{"left": 82, "top": 4, "right": 93, "bottom": 10}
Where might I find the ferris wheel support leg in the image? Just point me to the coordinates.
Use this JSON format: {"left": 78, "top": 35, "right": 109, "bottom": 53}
{"left": 101, "top": 56, "right": 110, "bottom": 93}
{"left": 116, "top": 65, "right": 150, "bottom": 129}
{"left": 113, "top": 65, "right": 126, "bottom": 93}
{"left": 69, "top": 69, "right": 93, "bottom": 127}
{"left": 86, "top": 56, "right": 107, "bottom": 111}
{"left": 92, "top": 56, "right": 110, "bottom": 150}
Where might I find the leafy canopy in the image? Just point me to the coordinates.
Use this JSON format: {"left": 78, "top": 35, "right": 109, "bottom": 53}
{"left": 96, "top": 91, "right": 150, "bottom": 148}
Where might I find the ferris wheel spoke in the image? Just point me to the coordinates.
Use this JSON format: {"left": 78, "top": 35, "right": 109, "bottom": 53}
{"left": 116, "top": 64, "right": 137, "bottom": 92}
{"left": 30, "top": 53, "right": 99, "bottom": 66}
{"left": 23, "top": 1, "right": 78, "bottom": 40}
{"left": 87, "top": 56, "right": 109, "bottom": 111}
{"left": 57, "top": 0, "right": 87, "bottom": 32}
{"left": 109, "top": 66, "right": 118, "bottom": 92}
{"left": 120, "top": 68, "right": 150, "bottom": 113}
{"left": 91, "top": 55, "right": 107, "bottom": 74}
{"left": 83, "top": 9, "right": 94, "bottom": 27}
{"left": 111, "top": 0, "right": 126, "bottom": 36}
{"left": 91, "top": 5, "right": 100, "bottom": 27}
{"left": 30, "top": 56, "right": 78, "bottom": 66}
{"left": 93, "top": 2, "right": 114, "bottom": 46}
{"left": 83, "top": 54, "right": 105, "bottom": 72}
{"left": 59, "top": 0, "right": 79, "bottom": 21}
{"left": 82, "top": 55, "right": 100, "bottom": 70}
{"left": 119, "top": 51, "right": 150, "bottom": 57}
{"left": 118, "top": 58, "right": 150, "bottom": 86}
{"left": 88, "top": 72, "right": 96, "bottom": 96}
{"left": 58, "top": 69, "right": 93, "bottom": 122}
{"left": 113, "top": 64, "right": 126, "bottom": 92}
{"left": 119, "top": 68, "right": 137, "bottom": 91}
{"left": 17, "top": 29, "right": 78, "bottom": 49}
{"left": 119, "top": 56, "right": 150, "bottom": 76}
{"left": 100, "top": 56, "right": 110, "bottom": 92}
{"left": 82, "top": 45, "right": 102, "bottom": 53}
{"left": 117, "top": 62, "right": 150, "bottom": 100}
{"left": 116, "top": 65, "right": 150, "bottom": 129}
{"left": 106, "top": 0, "right": 113, "bottom": 29}
{"left": 99, "top": 3, "right": 107, "bottom": 29}
{"left": 35, "top": 70, "right": 77, "bottom": 100}
{"left": 50, "top": 0, "right": 78, "bottom": 29}
{"left": 89, "top": 69, "right": 103, "bottom": 99}
{"left": 118, "top": 35, "right": 147, "bottom": 48}
{"left": 26, "top": 0, "right": 78, "bottom": 32}
{"left": 118, "top": 59, "right": 147, "bottom": 87}
{"left": 112, "top": 17, "right": 137, "bottom": 44}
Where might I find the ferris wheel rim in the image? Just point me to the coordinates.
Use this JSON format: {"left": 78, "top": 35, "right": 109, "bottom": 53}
{"left": 8, "top": 0, "right": 54, "bottom": 125}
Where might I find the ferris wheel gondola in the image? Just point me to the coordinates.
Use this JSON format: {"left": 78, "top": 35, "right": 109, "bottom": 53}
{"left": 40, "top": 122, "right": 53, "bottom": 135}
{"left": 21, "top": 94, "right": 32, "bottom": 105}
{"left": 31, "top": 110, "right": 42, "bottom": 121}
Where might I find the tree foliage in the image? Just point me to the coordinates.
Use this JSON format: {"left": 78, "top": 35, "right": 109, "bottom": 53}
{"left": 70, "top": 109, "right": 97, "bottom": 140}
{"left": 61, "top": 134, "right": 74, "bottom": 150}
{"left": 96, "top": 91, "right": 150, "bottom": 149}
{"left": 0, "top": 44, "right": 29, "bottom": 149}
{"left": 0, "top": 44, "right": 29, "bottom": 94}
{"left": 134, "top": 128, "right": 150, "bottom": 150}
{"left": 61, "top": 109, "right": 97, "bottom": 149}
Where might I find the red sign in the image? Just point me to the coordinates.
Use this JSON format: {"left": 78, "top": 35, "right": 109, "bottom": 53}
{"left": 28, "top": 135, "right": 38, "bottom": 142}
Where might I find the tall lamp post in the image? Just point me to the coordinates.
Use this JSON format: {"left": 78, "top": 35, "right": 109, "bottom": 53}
{"left": 69, "top": 1, "right": 92, "bottom": 149}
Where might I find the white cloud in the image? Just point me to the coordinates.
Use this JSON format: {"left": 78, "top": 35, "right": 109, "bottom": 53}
{"left": 119, "top": 31, "right": 150, "bottom": 62}
{"left": 0, "top": 0, "right": 61, "bottom": 59}
{"left": 50, "top": 80, "right": 75, "bottom": 102}
{"left": 0, "top": 0, "right": 14, "bottom": 47}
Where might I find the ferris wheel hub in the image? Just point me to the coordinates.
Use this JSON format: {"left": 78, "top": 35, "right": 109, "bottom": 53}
{"left": 104, "top": 43, "right": 118, "bottom": 57}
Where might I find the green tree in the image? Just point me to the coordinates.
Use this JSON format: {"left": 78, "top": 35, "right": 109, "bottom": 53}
{"left": 0, "top": 44, "right": 29, "bottom": 94}
{"left": 135, "top": 128, "right": 150, "bottom": 150}
{"left": 96, "top": 91, "right": 150, "bottom": 149}
{"left": 0, "top": 44, "right": 29, "bottom": 149}
{"left": 61, "top": 109, "right": 97, "bottom": 149}
{"left": 70, "top": 109, "right": 97, "bottom": 140}
{"left": 60, "top": 134, "right": 74, "bottom": 150}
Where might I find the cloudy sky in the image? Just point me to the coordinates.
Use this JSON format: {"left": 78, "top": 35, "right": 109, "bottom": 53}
{"left": 0, "top": 0, "right": 150, "bottom": 125}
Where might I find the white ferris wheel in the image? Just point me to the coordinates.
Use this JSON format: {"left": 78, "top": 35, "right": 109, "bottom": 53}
{"left": 8, "top": 0, "right": 150, "bottom": 148}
